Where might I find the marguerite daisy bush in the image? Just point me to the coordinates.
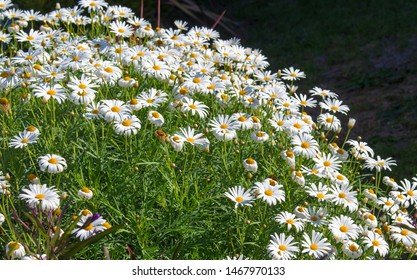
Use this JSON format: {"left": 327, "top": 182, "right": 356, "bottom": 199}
{"left": 0, "top": 0, "right": 416, "bottom": 260}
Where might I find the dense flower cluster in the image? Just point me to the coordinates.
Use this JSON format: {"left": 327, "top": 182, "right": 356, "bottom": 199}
{"left": 0, "top": 0, "right": 416, "bottom": 260}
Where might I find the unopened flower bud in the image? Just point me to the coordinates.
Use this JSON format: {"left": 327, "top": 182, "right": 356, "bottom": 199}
{"left": 348, "top": 118, "right": 356, "bottom": 129}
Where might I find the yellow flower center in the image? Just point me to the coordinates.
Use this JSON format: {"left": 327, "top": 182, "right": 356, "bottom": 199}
{"left": 35, "top": 194, "right": 45, "bottom": 199}
{"left": 317, "top": 193, "right": 325, "bottom": 199}
{"left": 122, "top": 120, "right": 131, "bottom": 126}
{"left": 338, "top": 192, "right": 346, "bottom": 199}
{"left": 179, "top": 88, "right": 188, "bottom": 95}
{"left": 339, "top": 225, "right": 348, "bottom": 233}
{"left": 286, "top": 219, "right": 294, "bottom": 224}
{"left": 301, "top": 142, "right": 310, "bottom": 149}
{"left": 8, "top": 242, "right": 19, "bottom": 251}
{"left": 26, "top": 126, "right": 36, "bottom": 132}
{"left": 21, "top": 138, "right": 29, "bottom": 143}
{"left": 48, "top": 158, "right": 58, "bottom": 164}
{"left": 372, "top": 240, "right": 379, "bottom": 246}
{"left": 85, "top": 224, "right": 94, "bottom": 231}
{"left": 78, "top": 83, "right": 87, "bottom": 89}
{"left": 293, "top": 123, "right": 301, "bottom": 129}
{"left": 401, "top": 229, "right": 409, "bottom": 236}
{"left": 245, "top": 158, "right": 255, "bottom": 164}
{"left": 323, "top": 161, "right": 331, "bottom": 167}
{"left": 310, "top": 244, "right": 318, "bottom": 250}
{"left": 336, "top": 174, "right": 345, "bottom": 180}
{"left": 130, "top": 99, "right": 138, "bottom": 105}
{"left": 111, "top": 106, "right": 121, "bottom": 112}
{"left": 47, "top": 89, "right": 56, "bottom": 96}
{"left": 102, "top": 222, "right": 111, "bottom": 229}
{"left": 81, "top": 187, "right": 91, "bottom": 193}
{"left": 235, "top": 196, "right": 244, "bottom": 203}
{"left": 220, "top": 124, "right": 228, "bottom": 129}
{"left": 77, "top": 90, "right": 88, "bottom": 96}
{"left": 152, "top": 65, "right": 161, "bottom": 71}
{"left": 193, "top": 77, "right": 201, "bottom": 84}
{"left": 118, "top": 28, "right": 125, "bottom": 34}
{"left": 151, "top": 111, "right": 160, "bottom": 118}
{"left": 189, "top": 104, "right": 197, "bottom": 110}
{"left": 331, "top": 105, "right": 339, "bottom": 111}
{"left": 385, "top": 201, "right": 393, "bottom": 206}
{"left": 186, "top": 137, "right": 195, "bottom": 143}
{"left": 278, "top": 245, "right": 287, "bottom": 251}
{"left": 349, "top": 244, "right": 358, "bottom": 252}
{"left": 72, "top": 55, "right": 79, "bottom": 61}
{"left": 256, "top": 132, "right": 264, "bottom": 137}
{"left": 264, "top": 189, "right": 273, "bottom": 196}
{"left": 81, "top": 210, "right": 91, "bottom": 216}
{"left": 104, "top": 67, "right": 113, "bottom": 73}
{"left": 27, "top": 35, "right": 35, "bottom": 41}
{"left": 407, "top": 190, "right": 414, "bottom": 196}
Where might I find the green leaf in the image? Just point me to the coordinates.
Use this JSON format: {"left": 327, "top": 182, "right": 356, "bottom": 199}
{"left": 22, "top": 212, "right": 48, "bottom": 239}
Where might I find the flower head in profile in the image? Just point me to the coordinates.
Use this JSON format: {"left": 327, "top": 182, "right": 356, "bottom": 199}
{"left": 19, "top": 184, "right": 60, "bottom": 211}
{"left": 243, "top": 157, "right": 258, "bottom": 173}
{"left": 38, "top": 154, "right": 67, "bottom": 174}
{"left": 341, "top": 241, "right": 363, "bottom": 259}
{"left": 78, "top": 187, "right": 93, "bottom": 200}
{"left": 363, "top": 156, "right": 397, "bottom": 172}
{"left": 224, "top": 186, "right": 254, "bottom": 208}
{"left": 6, "top": 241, "right": 26, "bottom": 259}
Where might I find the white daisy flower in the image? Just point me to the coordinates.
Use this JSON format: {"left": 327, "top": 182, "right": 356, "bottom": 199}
{"left": 5, "top": 241, "right": 26, "bottom": 259}
{"left": 78, "top": 187, "right": 93, "bottom": 200}
{"left": 341, "top": 241, "right": 363, "bottom": 259}
{"left": 224, "top": 186, "right": 254, "bottom": 208}
{"left": 267, "top": 233, "right": 299, "bottom": 260}
{"left": 109, "top": 20, "right": 134, "bottom": 37}
{"left": 301, "top": 230, "right": 332, "bottom": 259}
{"left": 38, "top": 154, "right": 67, "bottom": 174}
{"left": 19, "top": 184, "right": 60, "bottom": 211}
{"left": 113, "top": 115, "right": 141, "bottom": 136}
{"left": 147, "top": 111, "right": 164, "bottom": 127}
{"left": 252, "top": 179, "right": 285, "bottom": 206}
{"left": 275, "top": 211, "right": 304, "bottom": 232}
{"left": 9, "top": 131, "right": 38, "bottom": 149}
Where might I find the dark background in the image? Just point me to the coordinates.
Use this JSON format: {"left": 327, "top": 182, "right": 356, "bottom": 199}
{"left": 14, "top": 0, "right": 417, "bottom": 179}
